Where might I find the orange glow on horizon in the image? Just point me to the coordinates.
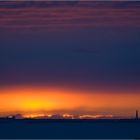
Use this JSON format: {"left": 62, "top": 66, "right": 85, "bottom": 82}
{"left": 0, "top": 85, "right": 140, "bottom": 117}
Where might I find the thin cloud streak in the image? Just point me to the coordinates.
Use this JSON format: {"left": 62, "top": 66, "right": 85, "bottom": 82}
{"left": 0, "top": 1, "right": 140, "bottom": 31}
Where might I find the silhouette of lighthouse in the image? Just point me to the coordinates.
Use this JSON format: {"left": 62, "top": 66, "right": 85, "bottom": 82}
{"left": 135, "top": 110, "right": 139, "bottom": 119}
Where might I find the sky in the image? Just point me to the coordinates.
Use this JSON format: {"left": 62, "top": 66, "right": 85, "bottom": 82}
{"left": 0, "top": 1, "right": 140, "bottom": 118}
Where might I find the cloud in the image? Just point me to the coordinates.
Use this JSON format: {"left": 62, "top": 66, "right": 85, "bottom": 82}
{"left": 0, "top": 1, "right": 140, "bottom": 31}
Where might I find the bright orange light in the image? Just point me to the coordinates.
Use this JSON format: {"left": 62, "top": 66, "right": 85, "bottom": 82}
{"left": 23, "top": 113, "right": 45, "bottom": 118}
{"left": 0, "top": 85, "right": 140, "bottom": 117}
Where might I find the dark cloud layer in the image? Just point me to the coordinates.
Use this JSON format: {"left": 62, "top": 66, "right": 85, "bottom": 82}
{"left": 0, "top": 1, "right": 140, "bottom": 31}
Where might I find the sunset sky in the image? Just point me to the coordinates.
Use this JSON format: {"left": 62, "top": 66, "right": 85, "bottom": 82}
{"left": 0, "top": 1, "right": 140, "bottom": 118}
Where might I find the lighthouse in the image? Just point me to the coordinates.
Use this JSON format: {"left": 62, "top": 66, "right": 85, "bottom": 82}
{"left": 136, "top": 110, "right": 139, "bottom": 119}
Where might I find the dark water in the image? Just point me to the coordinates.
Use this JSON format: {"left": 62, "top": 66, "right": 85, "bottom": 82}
{"left": 0, "top": 119, "right": 140, "bottom": 139}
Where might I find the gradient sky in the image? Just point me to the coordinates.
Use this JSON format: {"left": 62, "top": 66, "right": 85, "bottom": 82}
{"left": 0, "top": 1, "right": 140, "bottom": 117}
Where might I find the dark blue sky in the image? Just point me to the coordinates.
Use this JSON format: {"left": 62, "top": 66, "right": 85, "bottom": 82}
{"left": 0, "top": 1, "right": 140, "bottom": 92}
